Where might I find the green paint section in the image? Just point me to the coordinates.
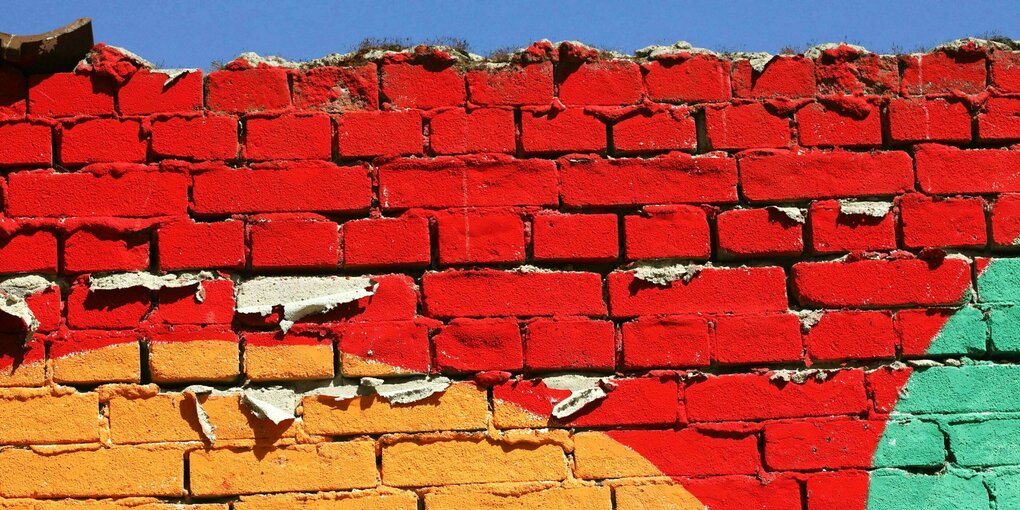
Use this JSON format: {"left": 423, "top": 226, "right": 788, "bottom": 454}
{"left": 989, "top": 305, "right": 1020, "bottom": 353}
{"left": 926, "top": 305, "right": 986, "bottom": 356}
{"left": 978, "top": 258, "right": 1020, "bottom": 303}
{"left": 867, "top": 469, "right": 989, "bottom": 510}
{"left": 948, "top": 419, "right": 1020, "bottom": 467}
{"left": 872, "top": 420, "right": 945, "bottom": 468}
{"left": 893, "top": 364, "right": 1020, "bottom": 414}
{"left": 986, "top": 467, "right": 1020, "bottom": 507}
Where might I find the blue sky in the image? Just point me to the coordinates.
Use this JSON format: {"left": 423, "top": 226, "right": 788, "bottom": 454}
{"left": 4, "top": 1, "right": 1020, "bottom": 69}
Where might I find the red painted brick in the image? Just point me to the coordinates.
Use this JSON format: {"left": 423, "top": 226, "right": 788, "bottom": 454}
{"left": 806, "top": 471, "right": 870, "bottom": 510}
{"left": 604, "top": 429, "right": 761, "bottom": 476}
{"left": 435, "top": 318, "right": 523, "bottom": 373}
{"left": 342, "top": 216, "right": 430, "bottom": 268}
{"left": 294, "top": 274, "right": 419, "bottom": 325}
{"left": 704, "top": 102, "right": 791, "bottom": 150}
{"left": 765, "top": 419, "right": 884, "bottom": 470}
{"left": 0, "top": 283, "right": 60, "bottom": 333}
{"left": 337, "top": 320, "right": 430, "bottom": 374}
{"left": 379, "top": 156, "right": 557, "bottom": 209}
{"left": 557, "top": 60, "right": 642, "bottom": 105}
{"left": 381, "top": 63, "right": 465, "bottom": 109}
{"left": 206, "top": 68, "right": 290, "bottom": 112}
{"left": 978, "top": 97, "right": 1020, "bottom": 141}
{"left": 733, "top": 56, "right": 816, "bottom": 98}
{"left": 684, "top": 474, "right": 801, "bottom": 510}
{"left": 67, "top": 281, "right": 151, "bottom": 329}
{"left": 152, "top": 279, "right": 235, "bottom": 325}
{"left": 991, "top": 50, "right": 1020, "bottom": 93}
{"left": 686, "top": 370, "right": 868, "bottom": 421}
{"left": 0, "top": 65, "right": 26, "bottom": 117}
{"left": 531, "top": 213, "right": 618, "bottom": 263}
{"left": 642, "top": 55, "right": 731, "bottom": 102}
{"left": 608, "top": 266, "right": 788, "bottom": 317}
{"left": 806, "top": 311, "right": 896, "bottom": 361}
{"left": 521, "top": 108, "right": 605, "bottom": 154}
{"left": 624, "top": 205, "right": 710, "bottom": 261}
{"left": 0, "top": 122, "right": 51, "bottom": 167}
{"left": 244, "top": 114, "right": 331, "bottom": 160}
{"left": 118, "top": 69, "right": 203, "bottom": 114}
{"left": 613, "top": 110, "right": 696, "bottom": 153}
{"left": 713, "top": 314, "right": 803, "bottom": 365}
{"left": 429, "top": 108, "right": 515, "bottom": 154}
{"left": 292, "top": 64, "right": 378, "bottom": 112}
{"left": 158, "top": 220, "right": 245, "bottom": 271}
{"left": 993, "top": 194, "right": 1020, "bottom": 247}
{"left": 422, "top": 269, "right": 606, "bottom": 318}
{"left": 797, "top": 101, "right": 882, "bottom": 147}
{"left": 496, "top": 377, "right": 678, "bottom": 427}
{"left": 524, "top": 317, "right": 615, "bottom": 371}
{"left": 888, "top": 97, "right": 972, "bottom": 143}
{"left": 28, "top": 73, "right": 114, "bottom": 116}
{"left": 560, "top": 154, "right": 738, "bottom": 206}
{"left": 622, "top": 316, "right": 710, "bottom": 369}
{"left": 249, "top": 216, "right": 339, "bottom": 270}
{"left": 809, "top": 200, "right": 896, "bottom": 253}
{"left": 436, "top": 209, "right": 525, "bottom": 265}
{"left": 792, "top": 257, "right": 972, "bottom": 308}
{"left": 0, "top": 231, "right": 58, "bottom": 274}
{"left": 900, "top": 194, "right": 986, "bottom": 248}
{"left": 150, "top": 115, "right": 238, "bottom": 160}
{"left": 60, "top": 119, "right": 146, "bottom": 165}
{"left": 917, "top": 144, "right": 1020, "bottom": 194}
{"left": 337, "top": 110, "right": 422, "bottom": 157}
{"left": 717, "top": 208, "right": 804, "bottom": 258}
{"left": 901, "top": 50, "right": 987, "bottom": 95}
{"left": 192, "top": 162, "right": 371, "bottom": 215}
{"left": 895, "top": 308, "right": 966, "bottom": 357}
{"left": 64, "top": 228, "right": 150, "bottom": 273}
{"left": 465, "top": 63, "right": 553, "bottom": 105}
{"left": 814, "top": 48, "right": 900, "bottom": 96}
{"left": 7, "top": 169, "right": 188, "bottom": 218}
{"left": 740, "top": 150, "right": 914, "bottom": 201}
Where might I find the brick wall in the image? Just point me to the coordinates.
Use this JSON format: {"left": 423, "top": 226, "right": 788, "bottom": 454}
{"left": 0, "top": 38, "right": 1018, "bottom": 508}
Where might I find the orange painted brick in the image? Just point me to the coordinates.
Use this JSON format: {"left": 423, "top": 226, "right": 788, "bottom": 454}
{"left": 50, "top": 336, "right": 141, "bottom": 384}
{"left": 0, "top": 501, "right": 226, "bottom": 509}
{"left": 302, "top": 383, "right": 488, "bottom": 436}
{"left": 382, "top": 435, "right": 567, "bottom": 487}
{"left": 613, "top": 483, "right": 705, "bottom": 510}
{"left": 424, "top": 484, "right": 612, "bottom": 510}
{"left": 148, "top": 334, "right": 240, "bottom": 384}
{"left": 235, "top": 490, "right": 418, "bottom": 510}
{"left": 0, "top": 390, "right": 99, "bottom": 444}
{"left": 189, "top": 441, "right": 377, "bottom": 496}
{"left": 0, "top": 444, "right": 185, "bottom": 498}
{"left": 572, "top": 432, "right": 663, "bottom": 479}
{"left": 244, "top": 332, "right": 334, "bottom": 381}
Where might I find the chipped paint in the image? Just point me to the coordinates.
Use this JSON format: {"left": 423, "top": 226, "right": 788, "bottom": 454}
{"left": 234, "top": 276, "right": 377, "bottom": 332}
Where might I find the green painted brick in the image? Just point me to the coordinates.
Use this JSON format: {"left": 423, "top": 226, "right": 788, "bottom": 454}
{"left": 895, "top": 364, "right": 1020, "bottom": 414}
{"left": 873, "top": 419, "right": 945, "bottom": 468}
{"left": 867, "top": 469, "right": 989, "bottom": 510}
{"left": 986, "top": 467, "right": 1020, "bottom": 508}
{"left": 990, "top": 305, "right": 1020, "bottom": 353}
{"left": 927, "top": 305, "right": 986, "bottom": 356}
{"left": 978, "top": 258, "right": 1020, "bottom": 303}
{"left": 948, "top": 419, "right": 1020, "bottom": 467}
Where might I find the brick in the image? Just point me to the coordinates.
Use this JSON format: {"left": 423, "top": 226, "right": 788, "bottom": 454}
{"left": 613, "top": 483, "right": 706, "bottom": 510}
{"left": 713, "top": 314, "right": 803, "bottom": 365}
{"left": 733, "top": 56, "right": 816, "bottom": 98}
{"left": 621, "top": 316, "right": 710, "bottom": 369}
{"left": 153, "top": 279, "right": 235, "bottom": 325}
{"left": 292, "top": 64, "right": 379, "bottom": 112}
{"left": 868, "top": 470, "right": 989, "bottom": 509}
{"left": 343, "top": 216, "right": 431, "bottom": 267}
{"left": 64, "top": 228, "right": 150, "bottom": 273}
{"left": 303, "top": 382, "right": 487, "bottom": 435}
{"left": 0, "top": 338, "right": 44, "bottom": 387}
{"left": 249, "top": 216, "right": 339, "bottom": 270}
{"left": 192, "top": 162, "right": 371, "bottom": 214}
{"left": 797, "top": 101, "right": 882, "bottom": 147}
{"left": 379, "top": 156, "right": 557, "bottom": 209}
{"left": 236, "top": 491, "right": 415, "bottom": 510}
{"left": 806, "top": 471, "right": 870, "bottom": 510}
{"left": 150, "top": 115, "right": 238, "bottom": 160}
{"left": 717, "top": 207, "right": 803, "bottom": 258}
{"left": 575, "top": 429, "right": 760, "bottom": 478}
{"left": 624, "top": 205, "right": 710, "bottom": 261}
{"left": 979, "top": 97, "right": 1020, "bottom": 141}
{"left": 521, "top": 109, "right": 605, "bottom": 153}
{"left": 888, "top": 97, "right": 971, "bottom": 143}
{"left": 0, "top": 231, "right": 58, "bottom": 273}
{"left": 993, "top": 194, "right": 1020, "bottom": 246}
{"left": 243, "top": 331, "right": 333, "bottom": 381}
{"left": 423, "top": 269, "right": 605, "bottom": 318}
{"left": 896, "top": 306, "right": 986, "bottom": 357}
{"left": 901, "top": 50, "right": 987, "bottom": 95}
{"left": 991, "top": 50, "right": 1020, "bottom": 93}
{"left": 60, "top": 119, "right": 146, "bottom": 165}
{"left": 28, "top": 73, "right": 114, "bottom": 116}
{"left": 0, "top": 391, "right": 99, "bottom": 444}
{"left": 67, "top": 283, "right": 150, "bottom": 329}
{"left": 381, "top": 62, "right": 465, "bottom": 108}
{"left": 917, "top": 144, "right": 1020, "bottom": 194}
{"left": 608, "top": 266, "right": 788, "bottom": 317}
{"left": 337, "top": 321, "right": 431, "bottom": 376}
{"left": 792, "top": 257, "right": 972, "bottom": 308}
{"left": 704, "top": 102, "right": 791, "bottom": 149}
{"left": 948, "top": 418, "right": 1020, "bottom": 467}
{"left": 435, "top": 318, "right": 523, "bottom": 373}
{"left": 206, "top": 68, "right": 290, "bottom": 112}
{"left": 382, "top": 435, "right": 567, "bottom": 486}
{"left": 50, "top": 331, "right": 141, "bottom": 384}
{"left": 560, "top": 154, "right": 737, "bottom": 206}
{"left": 525, "top": 317, "right": 615, "bottom": 371}
{"left": 426, "top": 485, "right": 610, "bottom": 510}
{"left": 814, "top": 48, "right": 899, "bottom": 96}
{"left": 809, "top": 200, "right": 896, "bottom": 253}
{"left": 158, "top": 220, "right": 245, "bottom": 270}
{"left": 557, "top": 60, "right": 642, "bottom": 105}
{"left": 0, "top": 122, "right": 51, "bottom": 167}
{"left": 531, "top": 213, "right": 618, "bottom": 263}
{"left": 466, "top": 62, "right": 554, "bottom": 105}
{"left": 642, "top": 55, "right": 731, "bottom": 102}
{"left": 437, "top": 209, "right": 525, "bottom": 265}
{"left": 740, "top": 150, "right": 914, "bottom": 201}
{"left": 0, "top": 65, "right": 26, "bottom": 116}
{"left": 494, "top": 377, "right": 678, "bottom": 428}
{"left": 613, "top": 110, "right": 696, "bottom": 153}
{"left": 244, "top": 113, "right": 332, "bottom": 160}
{"left": 294, "top": 274, "right": 419, "bottom": 325}
{"left": 683, "top": 474, "right": 802, "bottom": 510}
{"left": 148, "top": 329, "right": 240, "bottom": 383}
{"left": 805, "top": 311, "right": 896, "bottom": 361}
{"left": 892, "top": 364, "right": 1020, "bottom": 414}
{"left": 686, "top": 370, "right": 868, "bottom": 421}
{"left": 0, "top": 445, "right": 185, "bottom": 498}
{"left": 430, "top": 108, "right": 514, "bottom": 154}
{"left": 900, "top": 194, "right": 986, "bottom": 248}
{"left": 119, "top": 69, "right": 203, "bottom": 114}
{"left": 337, "top": 110, "right": 422, "bottom": 157}
{"left": 190, "top": 442, "right": 377, "bottom": 496}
